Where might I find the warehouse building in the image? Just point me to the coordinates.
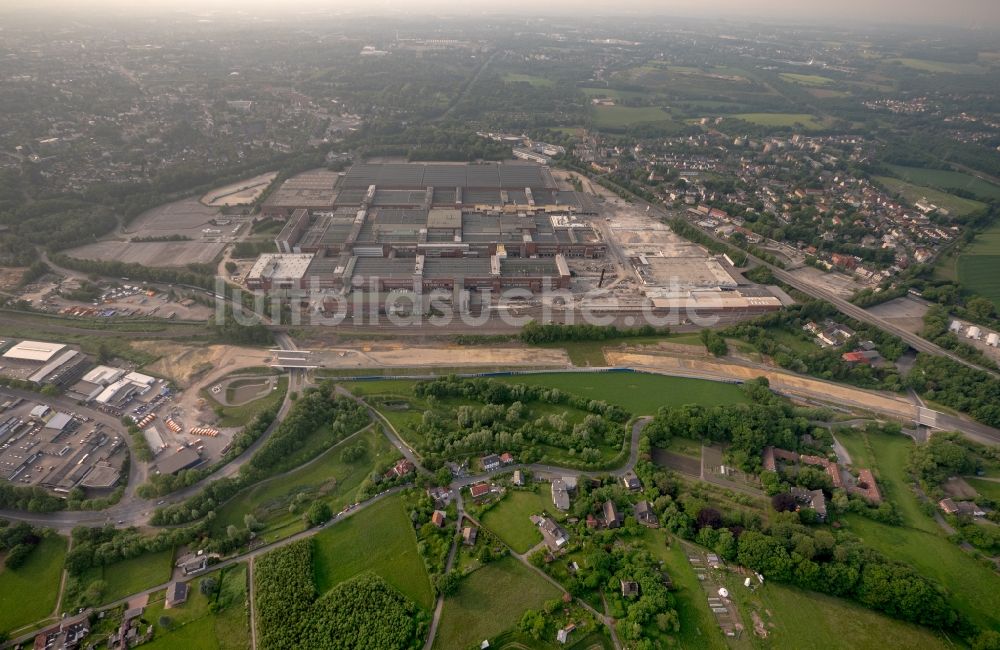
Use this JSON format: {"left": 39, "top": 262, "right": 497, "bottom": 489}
{"left": 260, "top": 170, "right": 340, "bottom": 219}
{"left": 245, "top": 253, "right": 315, "bottom": 290}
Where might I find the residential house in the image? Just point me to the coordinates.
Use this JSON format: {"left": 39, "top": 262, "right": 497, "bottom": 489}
{"left": 939, "top": 498, "right": 986, "bottom": 517}
{"left": 462, "top": 526, "right": 478, "bottom": 546}
{"left": 634, "top": 500, "right": 659, "bottom": 527}
{"left": 470, "top": 482, "right": 491, "bottom": 499}
{"left": 481, "top": 454, "right": 501, "bottom": 471}
{"left": 622, "top": 472, "right": 642, "bottom": 491}
{"left": 532, "top": 515, "right": 570, "bottom": 551}
{"left": 165, "top": 581, "right": 188, "bottom": 608}
{"left": 428, "top": 486, "right": 451, "bottom": 508}
{"left": 603, "top": 500, "right": 622, "bottom": 529}
{"left": 500, "top": 452, "right": 515, "bottom": 465}
{"left": 790, "top": 487, "right": 827, "bottom": 521}
{"left": 512, "top": 470, "right": 526, "bottom": 486}
{"left": 556, "top": 623, "right": 577, "bottom": 644}
{"left": 551, "top": 479, "right": 571, "bottom": 511}
{"left": 620, "top": 580, "right": 640, "bottom": 598}
{"left": 431, "top": 510, "right": 446, "bottom": 528}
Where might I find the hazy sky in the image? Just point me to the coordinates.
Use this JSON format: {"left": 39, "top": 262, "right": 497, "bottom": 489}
{"left": 4, "top": 0, "right": 1000, "bottom": 29}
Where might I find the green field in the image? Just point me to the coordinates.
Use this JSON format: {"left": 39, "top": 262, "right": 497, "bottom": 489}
{"left": 210, "top": 376, "right": 287, "bottom": 428}
{"left": 968, "top": 477, "right": 1000, "bottom": 501}
{"left": 580, "top": 87, "right": 652, "bottom": 100}
{"left": 887, "top": 165, "right": 1000, "bottom": 201}
{"left": 211, "top": 425, "right": 391, "bottom": 541}
{"left": 82, "top": 548, "right": 176, "bottom": 606}
{"left": 875, "top": 176, "right": 987, "bottom": 217}
{"left": 434, "top": 555, "right": 562, "bottom": 649}
{"left": 957, "top": 255, "right": 1000, "bottom": 307}
{"left": 952, "top": 220, "right": 1000, "bottom": 305}
{"left": 593, "top": 105, "right": 676, "bottom": 129}
{"left": 312, "top": 495, "right": 434, "bottom": 609}
{"left": 779, "top": 73, "right": 834, "bottom": 86}
{"left": 497, "top": 372, "right": 749, "bottom": 415}
{"left": 732, "top": 113, "right": 831, "bottom": 130}
{"left": 0, "top": 535, "right": 67, "bottom": 634}
{"left": 726, "top": 578, "right": 954, "bottom": 649}
{"left": 142, "top": 565, "right": 249, "bottom": 650}
{"left": 888, "top": 58, "right": 988, "bottom": 74}
{"left": 480, "top": 489, "right": 552, "bottom": 553}
{"left": 834, "top": 429, "right": 1000, "bottom": 629}
{"left": 502, "top": 72, "right": 554, "bottom": 87}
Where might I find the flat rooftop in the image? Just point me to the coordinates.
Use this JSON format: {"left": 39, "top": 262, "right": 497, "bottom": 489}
{"left": 3, "top": 341, "right": 66, "bottom": 363}
{"left": 247, "top": 253, "right": 315, "bottom": 281}
{"left": 263, "top": 170, "right": 339, "bottom": 209}
{"left": 341, "top": 162, "right": 556, "bottom": 190}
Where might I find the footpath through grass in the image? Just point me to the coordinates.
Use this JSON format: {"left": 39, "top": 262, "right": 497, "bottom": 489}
{"left": 312, "top": 495, "right": 434, "bottom": 609}
{"left": 0, "top": 535, "right": 67, "bottom": 634}
{"left": 434, "top": 555, "right": 562, "bottom": 649}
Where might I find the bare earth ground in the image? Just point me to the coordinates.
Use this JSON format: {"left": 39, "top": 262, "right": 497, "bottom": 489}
{"left": 786, "top": 266, "right": 866, "bottom": 299}
{"left": 0, "top": 267, "right": 27, "bottom": 291}
{"left": 66, "top": 197, "right": 226, "bottom": 267}
{"left": 137, "top": 342, "right": 272, "bottom": 388}
{"left": 310, "top": 342, "right": 572, "bottom": 369}
{"left": 200, "top": 171, "right": 278, "bottom": 207}
{"left": 865, "top": 296, "right": 930, "bottom": 336}
{"left": 605, "top": 350, "right": 917, "bottom": 419}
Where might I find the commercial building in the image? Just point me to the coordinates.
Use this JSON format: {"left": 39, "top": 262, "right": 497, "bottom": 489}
{"left": 260, "top": 170, "right": 339, "bottom": 218}
{"left": 245, "top": 253, "right": 315, "bottom": 290}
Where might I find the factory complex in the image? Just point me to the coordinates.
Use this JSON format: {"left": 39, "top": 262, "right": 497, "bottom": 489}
{"left": 246, "top": 162, "right": 784, "bottom": 320}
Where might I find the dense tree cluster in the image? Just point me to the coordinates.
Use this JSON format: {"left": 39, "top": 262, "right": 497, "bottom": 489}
{"left": 645, "top": 378, "right": 820, "bottom": 472}
{"left": 519, "top": 321, "right": 669, "bottom": 345}
{"left": 0, "top": 520, "right": 43, "bottom": 569}
{"left": 906, "top": 355, "right": 1000, "bottom": 428}
{"left": 407, "top": 376, "right": 629, "bottom": 465}
{"left": 255, "top": 540, "right": 425, "bottom": 649}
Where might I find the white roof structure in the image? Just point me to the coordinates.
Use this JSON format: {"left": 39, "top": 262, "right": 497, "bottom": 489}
{"left": 82, "top": 365, "right": 126, "bottom": 386}
{"left": 246, "top": 254, "right": 314, "bottom": 283}
{"left": 3, "top": 340, "right": 66, "bottom": 362}
{"left": 124, "top": 371, "right": 156, "bottom": 386}
{"left": 45, "top": 412, "right": 74, "bottom": 431}
{"left": 30, "top": 404, "right": 50, "bottom": 418}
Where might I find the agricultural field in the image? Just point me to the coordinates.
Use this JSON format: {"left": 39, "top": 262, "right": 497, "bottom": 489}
{"left": 312, "top": 495, "right": 434, "bottom": 609}
{"left": 83, "top": 548, "right": 177, "bottom": 605}
{"left": 141, "top": 564, "right": 249, "bottom": 650}
{"left": 778, "top": 73, "right": 834, "bottom": 86}
{"left": 210, "top": 425, "right": 392, "bottom": 542}
{"left": 496, "top": 372, "right": 749, "bottom": 415}
{"left": 502, "top": 72, "right": 554, "bottom": 87}
{"left": 887, "top": 58, "right": 990, "bottom": 75}
{"left": 592, "top": 105, "right": 677, "bottom": 129}
{"left": 725, "top": 578, "right": 955, "bottom": 649}
{"left": 887, "top": 165, "right": 1000, "bottom": 201}
{"left": 580, "top": 87, "right": 653, "bottom": 101}
{"left": 434, "top": 555, "right": 562, "bottom": 650}
{"left": 875, "top": 176, "right": 987, "bottom": 217}
{"left": 0, "top": 535, "right": 67, "bottom": 635}
{"left": 949, "top": 219, "right": 1000, "bottom": 305}
{"left": 730, "top": 113, "right": 832, "bottom": 130}
{"left": 957, "top": 255, "right": 1000, "bottom": 307}
{"left": 479, "top": 488, "right": 554, "bottom": 553}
